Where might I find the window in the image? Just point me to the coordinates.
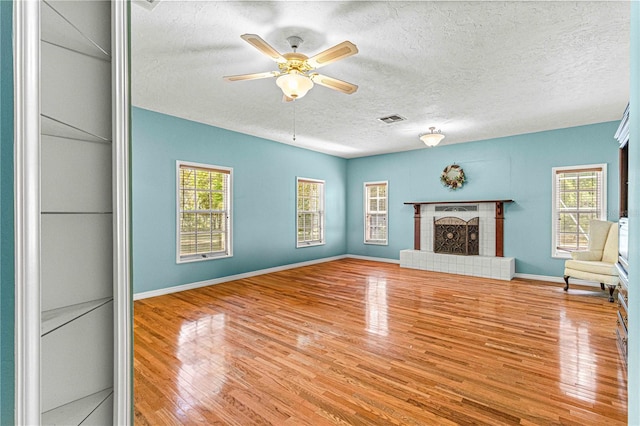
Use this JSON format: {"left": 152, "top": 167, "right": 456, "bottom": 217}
{"left": 552, "top": 164, "right": 606, "bottom": 258}
{"left": 296, "top": 177, "right": 325, "bottom": 247}
{"left": 177, "top": 161, "right": 232, "bottom": 262}
{"left": 364, "top": 181, "right": 388, "bottom": 245}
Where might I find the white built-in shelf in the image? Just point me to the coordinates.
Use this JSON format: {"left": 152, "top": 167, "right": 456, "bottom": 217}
{"left": 41, "top": 297, "right": 112, "bottom": 336}
{"left": 41, "top": 0, "right": 111, "bottom": 60}
{"left": 41, "top": 388, "right": 113, "bottom": 425}
{"left": 41, "top": 114, "right": 111, "bottom": 144}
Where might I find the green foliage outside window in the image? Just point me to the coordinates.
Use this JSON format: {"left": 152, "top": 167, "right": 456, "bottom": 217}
{"left": 179, "top": 165, "right": 230, "bottom": 259}
{"left": 365, "top": 182, "right": 388, "bottom": 244}
{"left": 297, "top": 180, "right": 324, "bottom": 245}
{"left": 555, "top": 169, "right": 603, "bottom": 252}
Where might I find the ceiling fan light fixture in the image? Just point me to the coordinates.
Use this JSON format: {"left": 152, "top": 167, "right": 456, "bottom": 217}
{"left": 276, "top": 71, "right": 314, "bottom": 99}
{"left": 420, "top": 127, "right": 445, "bottom": 147}
{"left": 224, "top": 34, "right": 358, "bottom": 99}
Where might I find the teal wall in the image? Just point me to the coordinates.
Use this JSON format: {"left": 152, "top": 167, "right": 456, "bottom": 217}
{"left": 133, "top": 108, "right": 620, "bottom": 291}
{"left": 627, "top": 2, "right": 638, "bottom": 424}
{"left": 347, "top": 122, "right": 620, "bottom": 277}
{"left": 132, "top": 107, "right": 348, "bottom": 294}
{"left": 0, "top": 0, "right": 13, "bottom": 423}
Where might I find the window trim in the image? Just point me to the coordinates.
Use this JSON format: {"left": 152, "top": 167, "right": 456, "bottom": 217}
{"left": 176, "top": 160, "right": 233, "bottom": 263}
{"left": 296, "top": 177, "right": 326, "bottom": 248}
{"left": 363, "top": 180, "right": 389, "bottom": 245}
{"left": 551, "top": 163, "right": 607, "bottom": 259}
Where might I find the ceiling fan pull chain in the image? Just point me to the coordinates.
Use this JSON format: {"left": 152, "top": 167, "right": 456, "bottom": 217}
{"left": 292, "top": 101, "right": 296, "bottom": 142}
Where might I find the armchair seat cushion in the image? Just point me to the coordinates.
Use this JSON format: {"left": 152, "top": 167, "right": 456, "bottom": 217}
{"left": 565, "top": 259, "right": 618, "bottom": 277}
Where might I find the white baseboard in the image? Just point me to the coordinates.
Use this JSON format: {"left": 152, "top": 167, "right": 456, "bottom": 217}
{"left": 133, "top": 255, "right": 348, "bottom": 300}
{"left": 345, "top": 254, "right": 399, "bottom": 264}
{"left": 137, "top": 256, "right": 600, "bottom": 301}
{"left": 514, "top": 273, "right": 602, "bottom": 288}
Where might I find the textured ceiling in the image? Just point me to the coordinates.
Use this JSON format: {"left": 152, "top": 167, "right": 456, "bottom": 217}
{"left": 131, "top": 1, "right": 630, "bottom": 158}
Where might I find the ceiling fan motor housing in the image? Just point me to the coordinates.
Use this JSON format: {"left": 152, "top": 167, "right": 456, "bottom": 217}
{"left": 279, "top": 52, "right": 312, "bottom": 74}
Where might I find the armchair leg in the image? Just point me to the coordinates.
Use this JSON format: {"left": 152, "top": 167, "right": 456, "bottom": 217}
{"left": 600, "top": 283, "right": 605, "bottom": 290}
{"left": 563, "top": 275, "right": 570, "bottom": 291}
{"left": 607, "top": 285, "right": 616, "bottom": 302}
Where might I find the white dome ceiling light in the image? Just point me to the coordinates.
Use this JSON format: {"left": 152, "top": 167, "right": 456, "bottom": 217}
{"left": 420, "top": 127, "right": 445, "bottom": 147}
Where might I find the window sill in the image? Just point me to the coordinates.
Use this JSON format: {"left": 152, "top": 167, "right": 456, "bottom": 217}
{"left": 178, "top": 252, "right": 232, "bottom": 264}
{"left": 364, "top": 241, "right": 388, "bottom": 246}
{"left": 297, "top": 242, "right": 325, "bottom": 249}
{"left": 552, "top": 252, "right": 571, "bottom": 260}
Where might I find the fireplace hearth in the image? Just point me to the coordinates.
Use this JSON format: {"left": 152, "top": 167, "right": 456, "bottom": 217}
{"left": 433, "top": 217, "right": 479, "bottom": 255}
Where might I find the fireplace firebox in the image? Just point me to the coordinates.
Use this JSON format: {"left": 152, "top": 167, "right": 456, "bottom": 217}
{"left": 433, "top": 217, "right": 479, "bottom": 255}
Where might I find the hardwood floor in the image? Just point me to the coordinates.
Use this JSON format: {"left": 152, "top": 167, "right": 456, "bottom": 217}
{"left": 134, "top": 259, "right": 627, "bottom": 425}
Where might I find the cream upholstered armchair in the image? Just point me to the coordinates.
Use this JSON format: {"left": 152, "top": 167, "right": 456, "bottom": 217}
{"left": 563, "top": 219, "right": 618, "bottom": 302}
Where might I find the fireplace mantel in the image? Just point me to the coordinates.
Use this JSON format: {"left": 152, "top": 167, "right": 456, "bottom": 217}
{"left": 403, "top": 199, "right": 514, "bottom": 206}
{"left": 404, "top": 200, "right": 513, "bottom": 257}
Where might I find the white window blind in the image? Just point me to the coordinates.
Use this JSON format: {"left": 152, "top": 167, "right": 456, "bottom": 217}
{"left": 364, "top": 181, "right": 388, "bottom": 245}
{"left": 177, "top": 161, "right": 232, "bottom": 262}
{"left": 297, "top": 178, "right": 325, "bottom": 247}
{"left": 552, "top": 164, "right": 606, "bottom": 257}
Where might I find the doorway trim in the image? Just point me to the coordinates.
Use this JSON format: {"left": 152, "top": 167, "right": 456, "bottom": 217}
{"left": 112, "top": 0, "right": 132, "bottom": 424}
{"left": 13, "top": 1, "right": 132, "bottom": 423}
{"left": 13, "top": 0, "right": 41, "bottom": 424}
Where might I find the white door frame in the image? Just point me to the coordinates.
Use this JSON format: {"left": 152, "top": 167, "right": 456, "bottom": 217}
{"left": 13, "top": 0, "right": 41, "bottom": 423}
{"left": 13, "top": 1, "right": 132, "bottom": 424}
{"left": 111, "top": 0, "right": 132, "bottom": 423}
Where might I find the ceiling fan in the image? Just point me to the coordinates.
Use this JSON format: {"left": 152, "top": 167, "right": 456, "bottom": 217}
{"left": 223, "top": 34, "right": 359, "bottom": 101}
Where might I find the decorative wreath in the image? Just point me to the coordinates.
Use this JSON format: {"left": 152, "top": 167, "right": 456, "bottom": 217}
{"left": 440, "top": 164, "right": 465, "bottom": 190}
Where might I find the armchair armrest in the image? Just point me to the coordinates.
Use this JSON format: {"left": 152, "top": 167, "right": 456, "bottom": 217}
{"left": 570, "top": 250, "right": 602, "bottom": 261}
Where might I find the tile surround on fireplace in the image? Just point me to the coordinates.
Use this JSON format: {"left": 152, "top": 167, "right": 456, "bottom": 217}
{"left": 421, "top": 203, "right": 496, "bottom": 255}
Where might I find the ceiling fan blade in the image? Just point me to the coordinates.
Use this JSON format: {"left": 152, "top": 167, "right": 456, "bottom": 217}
{"left": 307, "top": 41, "right": 358, "bottom": 69}
{"left": 310, "top": 73, "right": 358, "bottom": 94}
{"left": 240, "top": 33, "right": 287, "bottom": 63}
{"left": 223, "top": 71, "right": 279, "bottom": 82}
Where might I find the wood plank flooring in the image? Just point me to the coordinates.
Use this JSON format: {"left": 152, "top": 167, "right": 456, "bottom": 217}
{"left": 134, "top": 259, "right": 627, "bottom": 425}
